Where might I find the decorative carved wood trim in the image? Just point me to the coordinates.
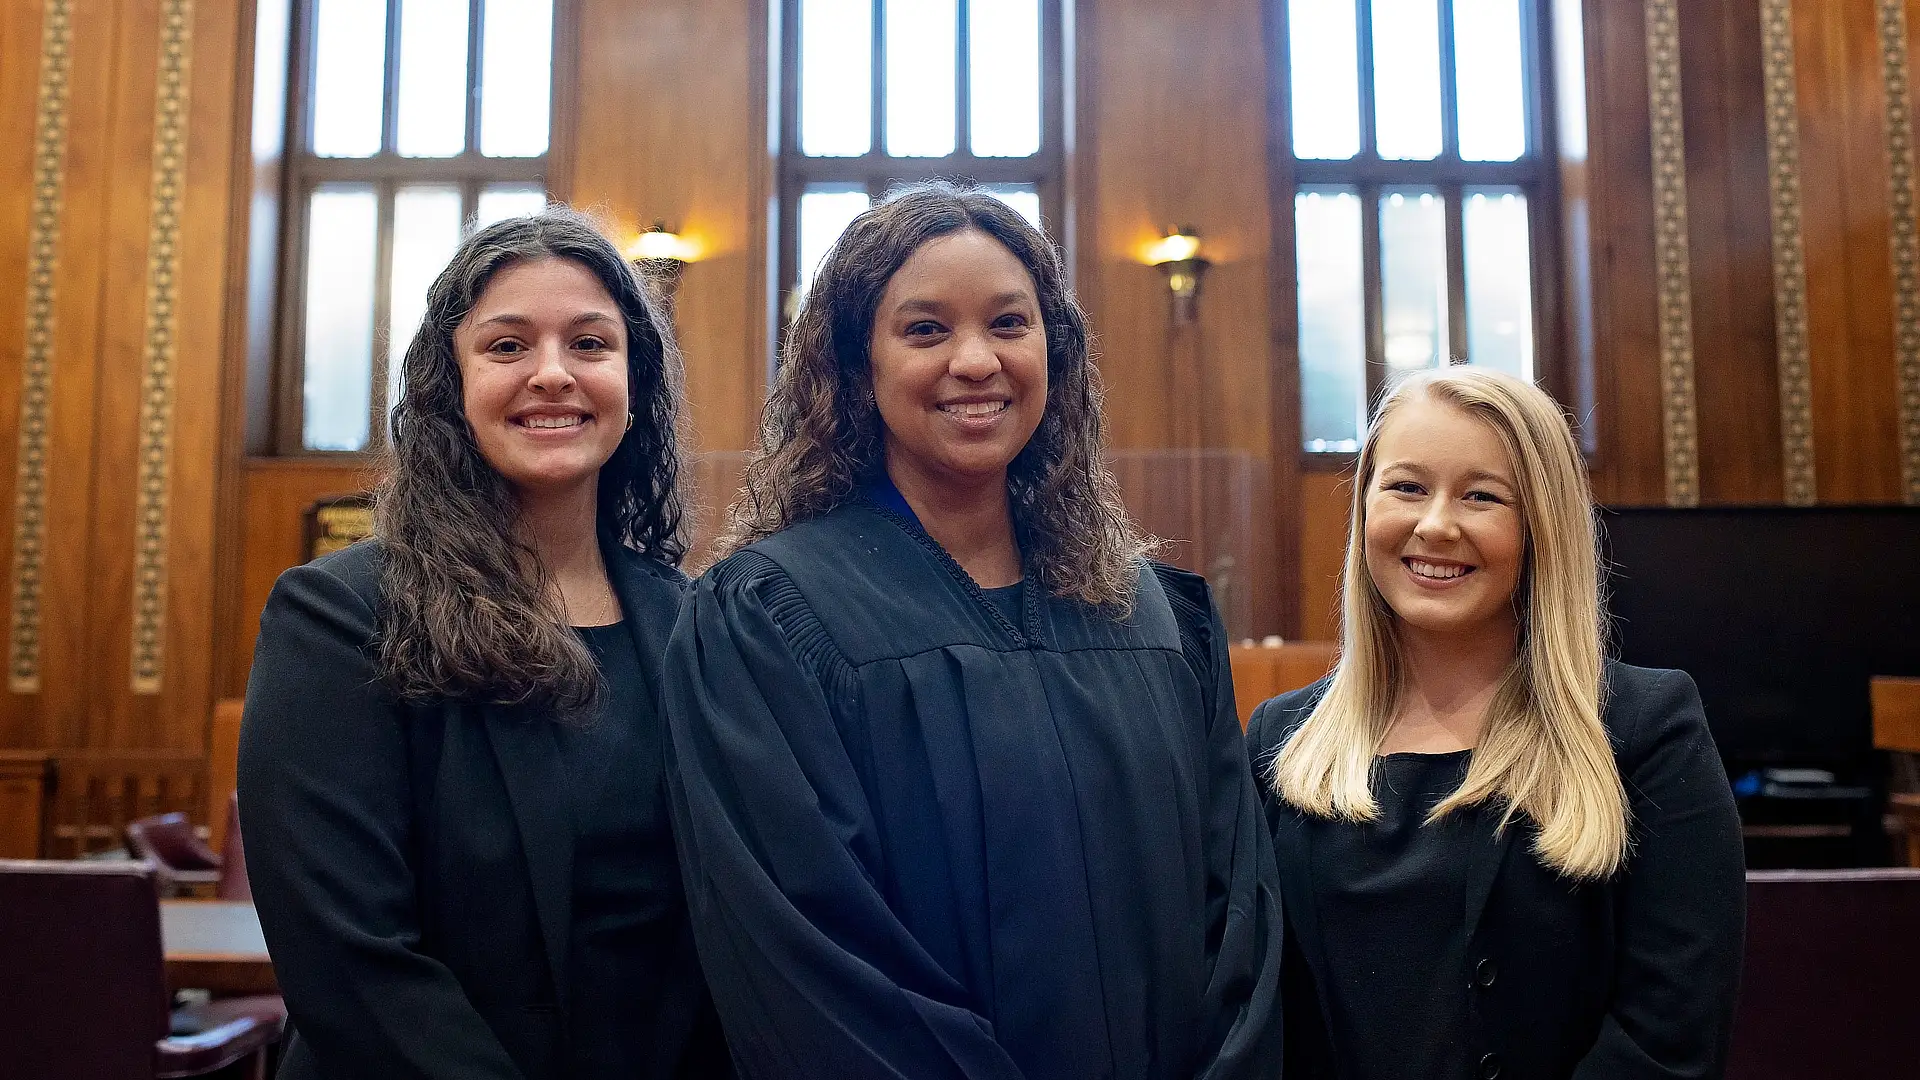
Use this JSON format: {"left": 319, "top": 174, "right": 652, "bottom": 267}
{"left": 8, "top": 0, "right": 75, "bottom": 694}
{"left": 131, "top": 0, "right": 196, "bottom": 694}
{"left": 1761, "top": 0, "right": 1817, "bottom": 506}
{"left": 1879, "top": 0, "right": 1920, "bottom": 504}
{"left": 1643, "top": 0, "right": 1700, "bottom": 507}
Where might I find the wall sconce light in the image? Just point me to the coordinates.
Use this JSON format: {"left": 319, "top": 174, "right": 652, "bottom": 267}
{"left": 1146, "top": 226, "right": 1210, "bottom": 325}
{"left": 626, "top": 221, "right": 697, "bottom": 299}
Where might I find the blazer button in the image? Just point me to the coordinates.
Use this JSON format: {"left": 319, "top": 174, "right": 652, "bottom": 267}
{"left": 1474, "top": 958, "right": 1498, "bottom": 988}
{"left": 1479, "top": 1053, "right": 1502, "bottom": 1079}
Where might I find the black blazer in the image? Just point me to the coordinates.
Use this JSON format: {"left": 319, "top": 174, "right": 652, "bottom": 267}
{"left": 1246, "top": 661, "right": 1745, "bottom": 1080}
{"left": 238, "top": 537, "right": 705, "bottom": 1080}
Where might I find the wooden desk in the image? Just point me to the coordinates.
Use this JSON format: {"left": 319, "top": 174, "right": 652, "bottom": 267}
{"left": 161, "top": 899, "right": 276, "bottom": 995}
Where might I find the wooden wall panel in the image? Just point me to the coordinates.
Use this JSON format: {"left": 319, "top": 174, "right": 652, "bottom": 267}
{"left": 1795, "top": 0, "right": 1904, "bottom": 503}
{"left": 225, "top": 460, "right": 374, "bottom": 697}
{"left": 1584, "top": 0, "right": 1666, "bottom": 505}
{"left": 563, "top": 0, "right": 768, "bottom": 454}
{"left": 1298, "top": 471, "right": 1349, "bottom": 644}
{"left": 1681, "top": 0, "right": 1784, "bottom": 504}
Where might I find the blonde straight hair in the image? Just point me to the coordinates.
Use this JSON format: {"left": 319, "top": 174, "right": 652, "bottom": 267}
{"left": 1271, "top": 368, "right": 1629, "bottom": 881}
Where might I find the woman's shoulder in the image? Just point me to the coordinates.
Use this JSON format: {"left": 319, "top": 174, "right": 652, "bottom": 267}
{"left": 1246, "top": 675, "right": 1335, "bottom": 759}
{"left": 271, "top": 538, "right": 386, "bottom": 614}
{"left": 1601, "top": 658, "right": 1711, "bottom": 761}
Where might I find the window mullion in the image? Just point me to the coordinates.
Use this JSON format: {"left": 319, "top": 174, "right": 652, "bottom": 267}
{"left": 381, "top": 0, "right": 403, "bottom": 154}
{"left": 1361, "top": 181, "right": 1385, "bottom": 411}
{"left": 466, "top": 0, "right": 486, "bottom": 155}
{"left": 1354, "top": 0, "right": 1377, "bottom": 159}
{"left": 1437, "top": 0, "right": 1460, "bottom": 160}
{"left": 1444, "top": 183, "right": 1468, "bottom": 363}
{"left": 955, "top": 0, "right": 970, "bottom": 158}
{"left": 871, "top": 0, "right": 886, "bottom": 158}
{"left": 370, "top": 183, "right": 398, "bottom": 450}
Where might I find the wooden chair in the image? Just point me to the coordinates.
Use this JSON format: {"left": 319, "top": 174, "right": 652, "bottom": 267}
{"left": 0, "top": 859, "right": 281, "bottom": 1079}
{"left": 125, "top": 813, "right": 223, "bottom": 897}
{"left": 205, "top": 700, "right": 245, "bottom": 856}
{"left": 47, "top": 751, "right": 207, "bottom": 860}
{"left": 1871, "top": 676, "right": 1920, "bottom": 867}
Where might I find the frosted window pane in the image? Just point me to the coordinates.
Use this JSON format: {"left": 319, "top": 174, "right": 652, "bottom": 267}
{"left": 1463, "top": 188, "right": 1533, "bottom": 378}
{"left": 886, "top": 0, "right": 956, "bottom": 157}
{"left": 302, "top": 186, "right": 380, "bottom": 451}
{"left": 970, "top": 0, "right": 1041, "bottom": 157}
{"left": 799, "top": 187, "right": 871, "bottom": 297}
{"left": 1455, "top": 0, "right": 1527, "bottom": 161}
{"left": 387, "top": 186, "right": 464, "bottom": 420}
{"left": 1297, "top": 188, "right": 1366, "bottom": 451}
{"left": 312, "top": 0, "right": 387, "bottom": 157}
{"left": 1379, "top": 189, "right": 1448, "bottom": 376}
{"left": 479, "top": 0, "right": 553, "bottom": 157}
{"left": 1289, "top": 0, "right": 1359, "bottom": 159}
{"left": 1372, "top": 0, "right": 1442, "bottom": 160}
{"left": 802, "top": 0, "right": 872, "bottom": 157}
{"left": 985, "top": 184, "right": 1042, "bottom": 231}
{"left": 475, "top": 185, "right": 548, "bottom": 229}
{"left": 397, "top": 0, "right": 469, "bottom": 157}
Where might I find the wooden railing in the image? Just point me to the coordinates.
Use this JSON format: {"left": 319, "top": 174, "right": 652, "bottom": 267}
{"left": 44, "top": 750, "right": 207, "bottom": 860}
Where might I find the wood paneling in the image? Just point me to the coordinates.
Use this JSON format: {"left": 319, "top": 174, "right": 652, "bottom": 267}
{"left": 226, "top": 459, "right": 374, "bottom": 697}
{"left": 1680, "top": 0, "right": 1784, "bottom": 504}
{"left": 1298, "top": 470, "right": 1350, "bottom": 644}
{"left": 0, "top": 750, "right": 51, "bottom": 856}
{"left": 563, "top": 0, "right": 769, "bottom": 454}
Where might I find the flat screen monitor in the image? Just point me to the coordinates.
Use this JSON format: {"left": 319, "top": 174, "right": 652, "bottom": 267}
{"left": 1600, "top": 506, "right": 1920, "bottom": 775}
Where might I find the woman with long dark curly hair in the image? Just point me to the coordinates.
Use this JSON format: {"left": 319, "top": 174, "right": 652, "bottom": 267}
{"left": 240, "top": 208, "right": 728, "bottom": 1080}
{"left": 664, "top": 183, "right": 1282, "bottom": 1079}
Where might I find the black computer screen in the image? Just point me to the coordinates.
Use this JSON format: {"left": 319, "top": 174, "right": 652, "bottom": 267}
{"left": 1600, "top": 506, "right": 1920, "bottom": 773}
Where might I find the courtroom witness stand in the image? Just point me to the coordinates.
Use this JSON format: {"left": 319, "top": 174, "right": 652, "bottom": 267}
{"left": 663, "top": 183, "right": 1283, "bottom": 1079}
{"left": 239, "top": 210, "right": 728, "bottom": 1080}
{"left": 1247, "top": 368, "right": 1745, "bottom": 1080}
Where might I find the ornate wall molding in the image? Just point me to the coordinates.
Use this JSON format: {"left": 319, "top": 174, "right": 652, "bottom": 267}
{"left": 1881, "top": 0, "right": 1920, "bottom": 503}
{"left": 1644, "top": 0, "right": 1700, "bottom": 506}
{"left": 131, "top": 0, "right": 194, "bottom": 694}
{"left": 1761, "top": 0, "right": 1817, "bottom": 506}
{"left": 8, "top": 0, "right": 75, "bottom": 695}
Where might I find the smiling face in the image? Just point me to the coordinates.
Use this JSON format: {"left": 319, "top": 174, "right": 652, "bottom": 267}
{"left": 455, "top": 256, "right": 630, "bottom": 500}
{"left": 1363, "top": 392, "right": 1527, "bottom": 642}
{"left": 868, "top": 228, "right": 1048, "bottom": 499}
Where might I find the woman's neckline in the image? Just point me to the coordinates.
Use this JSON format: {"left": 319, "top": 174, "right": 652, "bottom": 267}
{"left": 1376, "top": 748, "right": 1474, "bottom": 760}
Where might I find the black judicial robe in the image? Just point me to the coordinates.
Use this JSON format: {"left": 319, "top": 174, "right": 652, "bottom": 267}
{"left": 663, "top": 500, "right": 1283, "bottom": 1080}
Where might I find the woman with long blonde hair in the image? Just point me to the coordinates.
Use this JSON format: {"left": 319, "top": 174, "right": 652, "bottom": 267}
{"left": 1247, "top": 368, "right": 1743, "bottom": 1079}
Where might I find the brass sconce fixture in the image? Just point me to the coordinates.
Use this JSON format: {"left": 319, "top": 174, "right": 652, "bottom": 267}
{"left": 1146, "top": 226, "right": 1209, "bottom": 325}
{"left": 626, "top": 221, "right": 697, "bottom": 299}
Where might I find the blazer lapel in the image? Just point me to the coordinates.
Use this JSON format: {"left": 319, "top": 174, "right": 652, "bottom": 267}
{"left": 1463, "top": 802, "right": 1520, "bottom": 937}
{"left": 600, "top": 537, "right": 679, "bottom": 679}
{"left": 483, "top": 704, "right": 573, "bottom": 1005}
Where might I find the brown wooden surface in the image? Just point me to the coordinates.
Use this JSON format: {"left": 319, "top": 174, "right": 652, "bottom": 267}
{"left": 1890, "top": 793, "right": 1920, "bottom": 868}
{"left": 1872, "top": 676, "right": 1920, "bottom": 754}
{"left": 206, "top": 699, "right": 244, "bottom": 853}
{"left": 47, "top": 749, "right": 206, "bottom": 859}
{"left": 0, "top": 750, "right": 51, "bottom": 857}
{"left": 1228, "top": 642, "right": 1339, "bottom": 728}
{"left": 162, "top": 899, "right": 276, "bottom": 995}
{"left": 565, "top": 0, "right": 769, "bottom": 455}
{"left": 1297, "top": 472, "right": 1351, "bottom": 642}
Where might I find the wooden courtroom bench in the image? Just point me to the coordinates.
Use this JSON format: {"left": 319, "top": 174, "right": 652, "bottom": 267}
{"left": 1873, "top": 676, "right": 1920, "bottom": 867}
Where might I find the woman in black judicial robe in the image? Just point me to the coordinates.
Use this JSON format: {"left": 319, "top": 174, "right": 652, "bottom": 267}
{"left": 663, "top": 183, "right": 1282, "bottom": 1080}
{"left": 239, "top": 210, "right": 727, "bottom": 1080}
{"left": 1248, "top": 369, "right": 1744, "bottom": 1079}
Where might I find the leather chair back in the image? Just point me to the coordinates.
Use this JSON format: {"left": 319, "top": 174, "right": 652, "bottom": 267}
{"left": 215, "top": 793, "right": 250, "bottom": 902}
{"left": 1727, "top": 868, "right": 1920, "bottom": 1079}
{"left": 0, "top": 860, "right": 170, "bottom": 1080}
{"left": 125, "top": 812, "right": 221, "bottom": 873}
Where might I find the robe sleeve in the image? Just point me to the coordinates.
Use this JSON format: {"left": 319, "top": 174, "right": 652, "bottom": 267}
{"left": 663, "top": 556, "right": 1026, "bottom": 1080}
{"left": 238, "top": 560, "right": 526, "bottom": 1080}
{"left": 1153, "top": 565, "right": 1286, "bottom": 1080}
{"left": 1572, "top": 669, "right": 1745, "bottom": 1079}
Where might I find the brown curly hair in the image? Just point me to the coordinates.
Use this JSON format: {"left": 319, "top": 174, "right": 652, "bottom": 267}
{"left": 720, "top": 181, "right": 1147, "bottom": 610}
{"left": 374, "top": 208, "right": 688, "bottom": 715}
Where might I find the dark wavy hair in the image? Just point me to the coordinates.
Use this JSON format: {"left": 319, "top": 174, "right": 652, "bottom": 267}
{"left": 721, "top": 181, "right": 1147, "bottom": 609}
{"left": 374, "top": 207, "right": 687, "bottom": 714}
